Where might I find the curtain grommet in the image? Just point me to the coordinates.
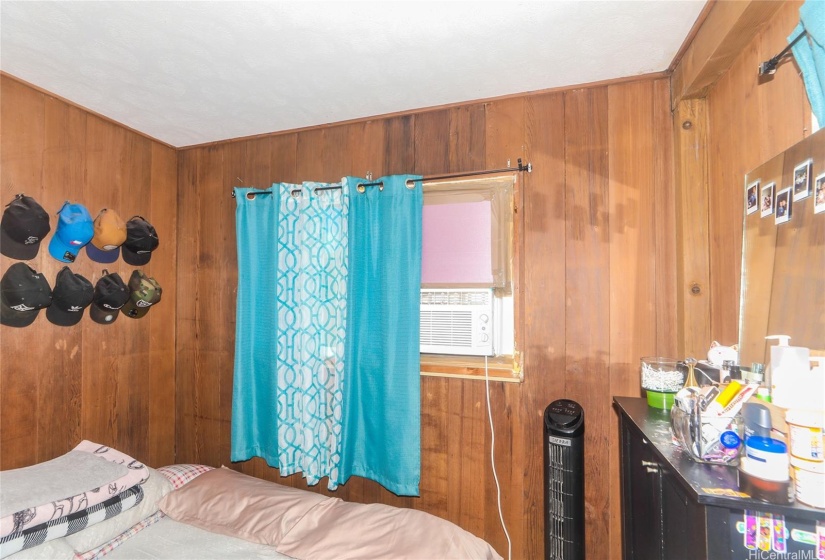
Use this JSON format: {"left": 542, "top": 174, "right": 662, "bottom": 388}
{"left": 356, "top": 183, "right": 366, "bottom": 193}
{"left": 405, "top": 180, "right": 417, "bottom": 190}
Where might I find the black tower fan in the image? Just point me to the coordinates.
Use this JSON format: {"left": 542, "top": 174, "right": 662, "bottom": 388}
{"left": 544, "top": 399, "right": 585, "bottom": 560}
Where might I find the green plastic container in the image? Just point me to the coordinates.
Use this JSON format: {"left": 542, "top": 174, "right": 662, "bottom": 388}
{"left": 646, "top": 390, "right": 675, "bottom": 410}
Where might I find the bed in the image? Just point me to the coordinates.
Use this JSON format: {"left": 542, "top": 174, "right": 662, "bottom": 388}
{"left": 0, "top": 442, "right": 502, "bottom": 560}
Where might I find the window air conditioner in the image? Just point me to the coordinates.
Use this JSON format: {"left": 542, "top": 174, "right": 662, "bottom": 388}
{"left": 420, "top": 288, "right": 494, "bottom": 356}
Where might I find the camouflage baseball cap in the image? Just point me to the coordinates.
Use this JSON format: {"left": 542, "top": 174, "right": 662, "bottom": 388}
{"left": 120, "top": 270, "right": 161, "bottom": 319}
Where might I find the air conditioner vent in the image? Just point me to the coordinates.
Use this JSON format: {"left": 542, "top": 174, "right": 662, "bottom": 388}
{"left": 420, "top": 289, "right": 494, "bottom": 356}
{"left": 420, "top": 290, "right": 491, "bottom": 306}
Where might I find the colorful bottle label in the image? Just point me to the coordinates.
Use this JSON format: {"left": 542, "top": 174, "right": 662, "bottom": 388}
{"left": 745, "top": 510, "right": 757, "bottom": 550}
{"left": 772, "top": 515, "right": 786, "bottom": 553}
{"left": 758, "top": 513, "right": 773, "bottom": 552}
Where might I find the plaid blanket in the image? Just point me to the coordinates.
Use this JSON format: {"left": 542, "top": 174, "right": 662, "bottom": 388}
{"left": 0, "top": 486, "right": 143, "bottom": 558}
{"left": 73, "top": 511, "right": 164, "bottom": 560}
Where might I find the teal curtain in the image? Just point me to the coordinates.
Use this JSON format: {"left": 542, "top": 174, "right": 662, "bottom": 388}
{"left": 790, "top": 1, "right": 825, "bottom": 125}
{"left": 337, "top": 175, "right": 423, "bottom": 496}
{"left": 232, "top": 183, "right": 347, "bottom": 490}
{"left": 231, "top": 187, "right": 280, "bottom": 465}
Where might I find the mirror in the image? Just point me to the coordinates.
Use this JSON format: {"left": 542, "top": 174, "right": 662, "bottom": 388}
{"left": 739, "top": 128, "right": 825, "bottom": 366}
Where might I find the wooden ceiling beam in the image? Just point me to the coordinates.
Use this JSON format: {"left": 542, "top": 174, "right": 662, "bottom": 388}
{"left": 671, "top": 0, "right": 785, "bottom": 110}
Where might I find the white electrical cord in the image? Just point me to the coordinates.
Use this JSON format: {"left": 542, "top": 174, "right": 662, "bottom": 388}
{"left": 485, "top": 355, "right": 512, "bottom": 560}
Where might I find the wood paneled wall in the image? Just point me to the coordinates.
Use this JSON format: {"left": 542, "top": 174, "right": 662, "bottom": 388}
{"left": 0, "top": 1, "right": 810, "bottom": 558}
{"left": 705, "top": 0, "right": 811, "bottom": 346}
{"left": 176, "top": 77, "right": 676, "bottom": 559}
{"left": 0, "top": 75, "right": 177, "bottom": 469}
{"left": 0, "top": 3, "right": 808, "bottom": 557}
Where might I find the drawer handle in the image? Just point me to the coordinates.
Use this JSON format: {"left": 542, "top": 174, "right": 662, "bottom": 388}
{"left": 641, "top": 460, "right": 660, "bottom": 473}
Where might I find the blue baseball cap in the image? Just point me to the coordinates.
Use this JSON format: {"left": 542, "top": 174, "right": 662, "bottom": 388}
{"left": 49, "top": 202, "right": 94, "bottom": 263}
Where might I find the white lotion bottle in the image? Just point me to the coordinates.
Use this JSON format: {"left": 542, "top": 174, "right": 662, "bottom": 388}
{"left": 766, "top": 335, "right": 811, "bottom": 409}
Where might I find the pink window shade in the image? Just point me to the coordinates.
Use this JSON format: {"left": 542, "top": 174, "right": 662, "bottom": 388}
{"left": 422, "top": 200, "right": 493, "bottom": 285}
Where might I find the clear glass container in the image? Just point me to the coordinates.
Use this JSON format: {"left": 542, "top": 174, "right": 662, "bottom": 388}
{"left": 671, "top": 406, "right": 743, "bottom": 465}
{"left": 640, "top": 357, "right": 685, "bottom": 393}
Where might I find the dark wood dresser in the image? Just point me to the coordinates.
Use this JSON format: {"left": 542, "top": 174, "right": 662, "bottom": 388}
{"left": 615, "top": 397, "right": 824, "bottom": 560}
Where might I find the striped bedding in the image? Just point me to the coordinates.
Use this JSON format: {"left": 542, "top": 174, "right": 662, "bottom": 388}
{"left": 0, "top": 486, "right": 143, "bottom": 558}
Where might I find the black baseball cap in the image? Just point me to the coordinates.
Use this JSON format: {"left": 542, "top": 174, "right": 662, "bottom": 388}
{"left": 1, "top": 195, "right": 51, "bottom": 260}
{"left": 121, "top": 270, "right": 162, "bottom": 319}
{"left": 90, "top": 271, "right": 130, "bottom": 325}
{"left": 1, "top": 263, "right": 52, "bottom": 328}
{"left": 46, "top": 267, "right": 94, "bottom": 327}
{"left": 122, "top": 217, "right": 159, "bottom": 266}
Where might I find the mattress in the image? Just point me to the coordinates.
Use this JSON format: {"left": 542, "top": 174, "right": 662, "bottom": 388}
{"left": 103, "top": 517, "right": 296, "bottom": 560}
{"left": 3, "top": 453, "right": 501, "bottom": 560}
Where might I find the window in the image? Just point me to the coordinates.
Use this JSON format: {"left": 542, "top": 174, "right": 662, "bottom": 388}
{"left": 418, "top": 174, "right": 521, "bottom": 382}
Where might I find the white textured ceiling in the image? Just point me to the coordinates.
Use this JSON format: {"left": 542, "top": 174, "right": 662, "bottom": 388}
{"left": 1, "top": 1, "right": 705, "bottom": 148}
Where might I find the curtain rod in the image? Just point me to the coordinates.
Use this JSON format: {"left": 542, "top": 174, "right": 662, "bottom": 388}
{"left": 758, "top": 30, "right": 807, "bottom": 77}
{"left": 353, "top": 159, "right": 532, "bottom": 192}
{"left": 232, "top": 159, "right": 533, "bottom": 198}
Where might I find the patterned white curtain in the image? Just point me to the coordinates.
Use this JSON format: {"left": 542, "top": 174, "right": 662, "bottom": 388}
{"left": 275, "top": 182, "right": 347, "bottom": 489}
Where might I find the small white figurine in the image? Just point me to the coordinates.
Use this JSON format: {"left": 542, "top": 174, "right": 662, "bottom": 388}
{"left": 707, "top": 341, "right": 739, "bottom": 366}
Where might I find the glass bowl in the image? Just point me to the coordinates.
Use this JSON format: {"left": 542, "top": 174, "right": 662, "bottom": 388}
{"left": 640, "top": 357, "right": 685, "bottom": 394}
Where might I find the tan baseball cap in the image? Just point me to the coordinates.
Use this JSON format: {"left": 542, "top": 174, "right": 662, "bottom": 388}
{"left": 86, "top": 209, "right": 127, "bottom": 263}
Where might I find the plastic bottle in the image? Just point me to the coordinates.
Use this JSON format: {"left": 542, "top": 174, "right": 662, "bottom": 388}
{"left": 743, "top": 403, "right": 772, "bottom": 440}
{"left": 765, "top": 335, "right": 811, "bottom": 409}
